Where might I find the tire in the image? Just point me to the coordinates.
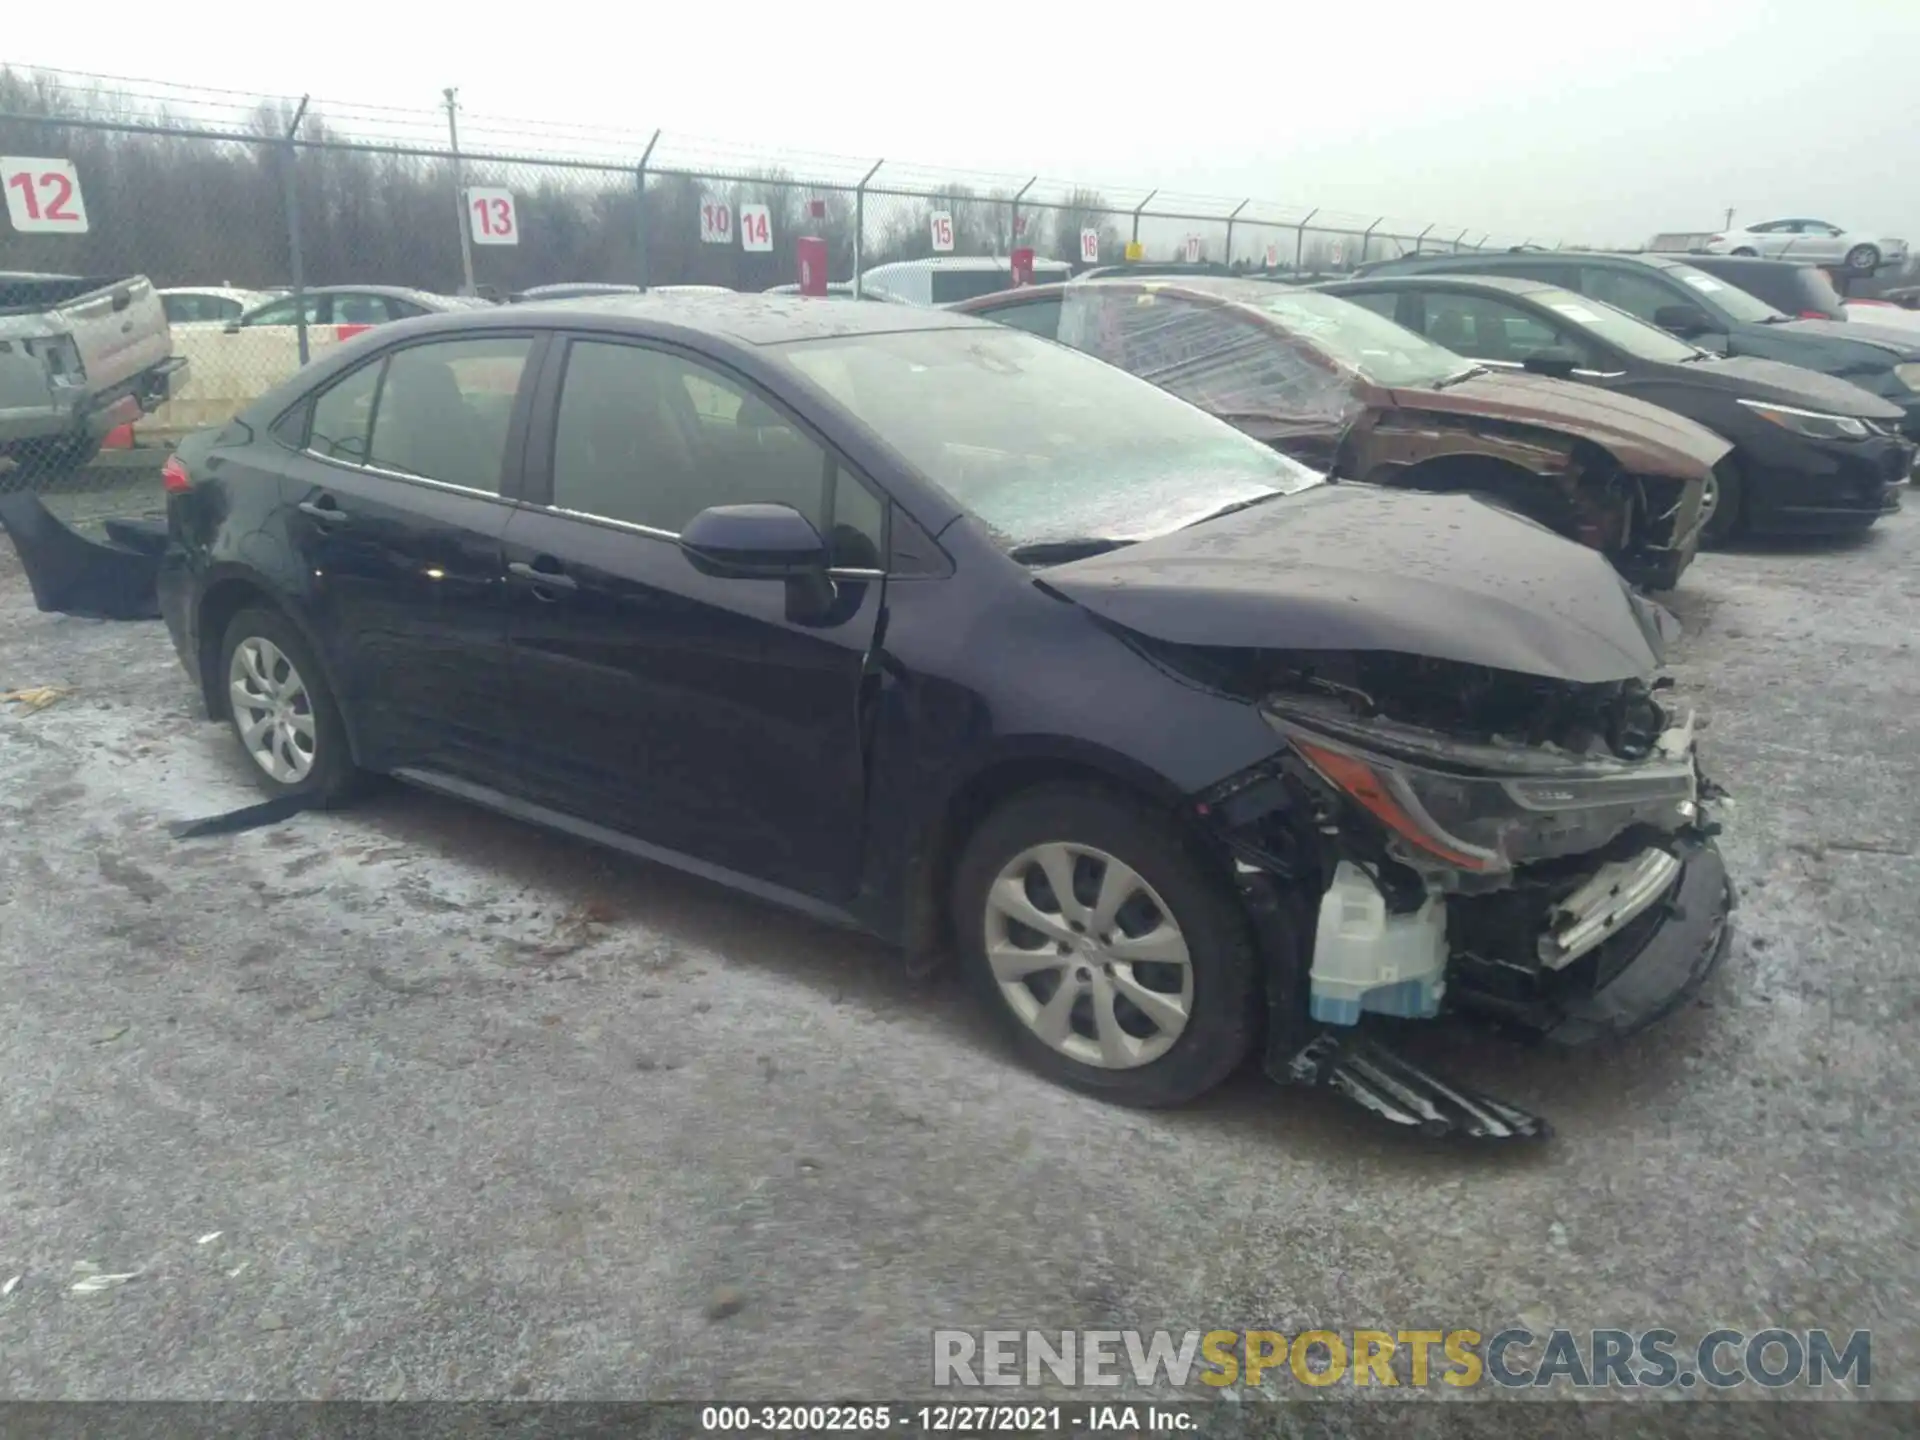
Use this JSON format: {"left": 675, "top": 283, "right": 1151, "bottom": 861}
{"left": 1845, "top": 244, "right": 1880, "bottom": 273}
{"left": 952, "top": 783, "right": 1260, "bottom": 1107}
{"left": 218, "top": 605, "right": 361, "bottom": 805}
{"left": 1699, "top": 457, "right": 1744, "bottom": 548}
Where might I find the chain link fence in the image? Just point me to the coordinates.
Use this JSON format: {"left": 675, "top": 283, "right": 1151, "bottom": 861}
{"left": 1, "top": 68, "right": 1537, "bottom": 520}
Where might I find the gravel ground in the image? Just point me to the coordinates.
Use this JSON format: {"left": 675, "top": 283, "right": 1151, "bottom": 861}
{"left": 0, "top": 506, "right": 1915, "bottom": 1407}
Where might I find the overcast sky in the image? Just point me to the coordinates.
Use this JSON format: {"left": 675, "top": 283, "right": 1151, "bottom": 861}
{"left": 12, "top": 0, "right": 1919, "bottom": 246}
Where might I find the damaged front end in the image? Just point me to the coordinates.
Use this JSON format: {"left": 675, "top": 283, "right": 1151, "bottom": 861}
{"left": 1195, "top": 651, "right": 1733, "bottom": 1139}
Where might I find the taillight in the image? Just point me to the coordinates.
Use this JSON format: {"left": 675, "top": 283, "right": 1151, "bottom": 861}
{"left": 161, "top": 455, "right": 192, "bottom": 493}
{"left": 1799, "top": 310, "right": 1830, "bottom": 320}
{"left": 1707, "top": 235, "right": 1723, "bottom": 244}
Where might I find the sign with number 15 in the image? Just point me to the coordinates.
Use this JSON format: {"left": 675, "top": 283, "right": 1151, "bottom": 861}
{"left": 465, "top": 187, "right": 518, "bottom": 246}
{"left": 3, "top": 157, "right": 89, "bottom": 233}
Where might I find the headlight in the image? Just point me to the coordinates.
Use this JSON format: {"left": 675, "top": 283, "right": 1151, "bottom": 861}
{"left": 1736, "top": 397, "right": 1870, "bottom": 440}
{"left": 1264, "top": 704, "right": 1698, "bottom": 880}
{"left": 1894, "top": 362, "right": 1920, "bottom": 391}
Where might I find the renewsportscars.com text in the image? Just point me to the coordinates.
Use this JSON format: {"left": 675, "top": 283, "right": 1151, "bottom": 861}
{"left": 932, "top": 1328, "right": 1871, "bottom": 1390}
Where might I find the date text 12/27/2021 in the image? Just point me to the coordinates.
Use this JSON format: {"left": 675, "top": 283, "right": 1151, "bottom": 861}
{"left": 699, "top": 1405, "right": 1195, "bottom": 1434}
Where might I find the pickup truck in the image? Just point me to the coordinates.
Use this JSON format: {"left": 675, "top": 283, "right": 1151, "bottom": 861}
{"left": 1, "top": 272, "right": 186, "bottom": 483}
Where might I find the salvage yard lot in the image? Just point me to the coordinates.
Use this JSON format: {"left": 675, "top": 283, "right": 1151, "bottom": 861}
{"left": 1, "top": 510, "right": 1916, "bottom": 1400}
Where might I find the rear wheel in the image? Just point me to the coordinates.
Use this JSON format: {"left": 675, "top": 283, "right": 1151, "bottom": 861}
{"left": 219, "top": 606, "right": 361, "bottom": 804}
{"left": 1699, "top": 457, "right": 1744, "bottom": 547}
{"left": 1845, "top": 243, "right": 1881, "bottom": 273}
{"left": 952, "top": 785, "right": 1259, "bottom": 1107}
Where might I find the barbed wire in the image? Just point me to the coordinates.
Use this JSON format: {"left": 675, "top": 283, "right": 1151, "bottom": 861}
{"left": 1, "top": 63, "right": 1541, "bottom": 245}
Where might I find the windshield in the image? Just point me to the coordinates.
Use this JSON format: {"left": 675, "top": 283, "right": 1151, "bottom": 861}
{"left": 1659, "top": 262, "right": 1783, "bottom": 323}
{"left": 1532, "top": 290, "right": 1702, "bottom": 363}
{"left": 778, "top": 325, "right": 1323, "bottom": 550}
{"left": 1255, "top": 289, "right": 1466, "bottom": 386}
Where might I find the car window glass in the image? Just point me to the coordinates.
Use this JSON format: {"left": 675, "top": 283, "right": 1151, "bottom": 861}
{"left": 307, "top": 359, "right": 384, "bottom": 463}
{"left": 551, "top": 340, "right": 831, "bottom": 539}
{"left": 245, "top": 295, "right": 323, "bottom": 327}
{"left": 1419, "top": 292, "right": 1593, "bottom": 365}
{"left": 333, "top": 294, "right": 392, "bottom": 325}
{"left": 1579, "top": 267, "right": 1684, "bottom": 325}
{"left": 1339, "top": 290, "right": 1402, "bottom": 322}
{"left": 983, "top": 298, "right": 1064, "bottom": 339}
{"left": 827, "top": 472, "right": 887, "bottom": 569}
{"left": 365, "top": 336, "right": 533, "bottom": 493}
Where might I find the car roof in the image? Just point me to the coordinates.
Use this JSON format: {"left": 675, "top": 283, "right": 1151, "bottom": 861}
{"left": 392, "top": 289, "right": 984, "bottom": 345}
{"left": 1333, "top": 273, "right": 1558, "bottom": 298}
{"left": 1673, "top": 254, "right": 1821, "bottom": 274}
{"left": 862, "top": 256, "right": 1070, "bottom": 274}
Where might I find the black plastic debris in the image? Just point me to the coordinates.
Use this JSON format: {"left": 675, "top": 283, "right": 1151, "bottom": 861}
{"left": 0, "top": 492, "right": 162, "bottom": 621}
{"left": 168, "top": 794, "right": 312, "bottom": 840}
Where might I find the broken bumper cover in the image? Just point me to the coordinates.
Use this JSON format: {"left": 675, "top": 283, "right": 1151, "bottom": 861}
{"left": 1539, "top": 835, "right": 1731, "bottom": 1046}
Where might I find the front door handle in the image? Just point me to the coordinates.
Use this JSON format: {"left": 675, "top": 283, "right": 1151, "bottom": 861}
{"left": 508, "top": 559, "right": 578, "bottom": 593}
{"left": 298, "top": 498, "right": 349, "bottom": 524}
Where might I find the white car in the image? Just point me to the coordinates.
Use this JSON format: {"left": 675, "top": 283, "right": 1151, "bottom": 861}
{"left": 1703, "top": 219, "right": 1908, "bottom": 273}
{"left": 1842, "top": 299, "right": 1920, "bottom": 333}
{"left": 157, "top": 286, "right": 274, "bottom": 326}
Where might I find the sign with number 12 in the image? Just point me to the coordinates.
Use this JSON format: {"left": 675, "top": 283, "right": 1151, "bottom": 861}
{"left": 2, "top": 157, "right": 89, "bottom": 233}
{"left": 466, "top": 187, "right": 518, "bottom": 246}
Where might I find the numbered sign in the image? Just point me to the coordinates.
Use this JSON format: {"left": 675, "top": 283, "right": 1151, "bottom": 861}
{"left": 1330, "top": 241, "right": 1345, "bottom": 267}
{"left": 1265, "top": 242, "right": 1280, "bottom": 268}
{"left": 1184, "top": 235, "right": 1202, "bottom": 264}
{"left": 1080, "top": 228, "right": 1100, "bottom": 264}
{"left": 465, "top": 187, "right": 518, "bottom": 246}
{"left": 3, "top": 157, "right": 89, "bottom": 234}
{"left": 739, "top": 203, "right": 773, "bottom": 253}
{"left": 700, "top": 200, "right": 733, "bottom": 245}
{"left": 930, "top": 210, "right": 955, "bottom": 253}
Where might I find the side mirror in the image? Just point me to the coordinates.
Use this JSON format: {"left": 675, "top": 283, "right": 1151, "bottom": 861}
{"left": 679, "top": 503, "right": 829, "bottom": 580}
{"left": 1520, "top": 351, "right": 1580, "bottom": 379}
{"left": 1653, "top": 305, "right": 1714, "bottom": 338}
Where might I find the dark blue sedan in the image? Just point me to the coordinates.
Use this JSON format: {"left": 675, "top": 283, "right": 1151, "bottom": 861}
{"left": 155, "top": 294, "right": 1729, "bottom": 1131}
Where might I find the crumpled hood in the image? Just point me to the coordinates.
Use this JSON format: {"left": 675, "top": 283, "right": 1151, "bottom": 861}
{"left": 1774, "top": 316, "right": 1920, "bottom": 359}
{"left": 1686, "top": 355, "right": 1907, "bottom": 419}
{"left": 1395, "top": 372, "right": 1731, "bottom": 479}
{"left": 1041, "top": 483, "right": 1669, "bottom": 684}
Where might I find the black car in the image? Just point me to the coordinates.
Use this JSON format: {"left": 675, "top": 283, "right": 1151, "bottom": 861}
{"left": 154, "top": 296, "right": 1730, "bottom": 1133}
{"left": 1662, "top": 255, "right": 1848, "bottom": 322}
{"left": 1355, "top": 251, "right": 1920, "bottom": 444}
{"left": 1322, "top": 274, "right": 1912, "bottom": 543}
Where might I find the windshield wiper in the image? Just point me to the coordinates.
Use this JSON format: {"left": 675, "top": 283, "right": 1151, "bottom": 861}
{"left": 1432, "top": 365, "right": 1489, "bottom": 389}
{"left": 1007, "top": 537, "right": 1136, "bottom": 565}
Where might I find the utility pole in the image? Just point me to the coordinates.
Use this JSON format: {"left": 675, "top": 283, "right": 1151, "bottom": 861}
{"left": 444, "top": 87, "right": 477, "bottom": 296}
{"left": 1723, "top": 207, "right": 1735, "bottom": 232}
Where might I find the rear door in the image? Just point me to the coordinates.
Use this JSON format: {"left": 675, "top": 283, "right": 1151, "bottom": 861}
{"left": 275, "top": 331, "right": 541, "bottom": 776}
{"left": 501, "top": 333, "right": 885, "bottom": 902}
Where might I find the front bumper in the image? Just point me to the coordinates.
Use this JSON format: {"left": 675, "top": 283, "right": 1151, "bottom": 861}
{"left": 1445, "top": 834, "right": 1731, "bottom": 1044}
{"left": 1744, "top": 431, "right": 1912, "bottom": 534}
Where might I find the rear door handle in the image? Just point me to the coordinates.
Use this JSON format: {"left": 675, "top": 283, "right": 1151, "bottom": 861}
{"left": 298, "top": 499, "right": 349, "bottom": 524}
{"left": 508, "top": 559, "right": 578, "bottom": 593}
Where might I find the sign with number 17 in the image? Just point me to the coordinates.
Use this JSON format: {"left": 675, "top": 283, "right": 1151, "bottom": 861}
{"left": 3, "top": 157, "right": 89, "bottom": 233}
{"left": 466, "top": 187, "right": 518, "bottom": 246}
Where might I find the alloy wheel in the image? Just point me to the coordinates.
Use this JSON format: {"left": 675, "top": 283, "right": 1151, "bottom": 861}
{"left": 228, "top": 636, "right": 318, "bottom": 783}
{"left": 982, "top": 841, "right": 1194, "bottom": 1069}
{"left": 1698, "top": 469, "right": 1720, "bottom": 528}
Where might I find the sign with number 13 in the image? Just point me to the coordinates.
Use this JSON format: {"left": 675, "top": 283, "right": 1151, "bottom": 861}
{"left": 466, "top": 187, "right": 518, "bottom": 246}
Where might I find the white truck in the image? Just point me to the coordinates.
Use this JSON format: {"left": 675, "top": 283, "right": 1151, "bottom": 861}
{"left": 1, "top": 272, "right": 185, "bottom": 482}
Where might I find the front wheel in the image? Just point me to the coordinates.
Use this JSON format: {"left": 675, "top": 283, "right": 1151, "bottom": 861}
{"left": 1845, "top": 243, "right": 1881, "bottom": 273}
{"left": 952, "top": 785, "right": 1260, "bottom": 1107}
{"left": 219, "top": 606, "right": 361, "bottom": 804}
{"left": 1699, "top": 458, "right": 1744, "bottom": 547}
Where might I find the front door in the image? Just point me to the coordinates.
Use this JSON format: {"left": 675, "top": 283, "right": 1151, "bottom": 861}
{"left": 278, "top": 332, "right": 537, "bottom": 776}
{"left": 502, "top": 335, "right": 887, "bottom": 903}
